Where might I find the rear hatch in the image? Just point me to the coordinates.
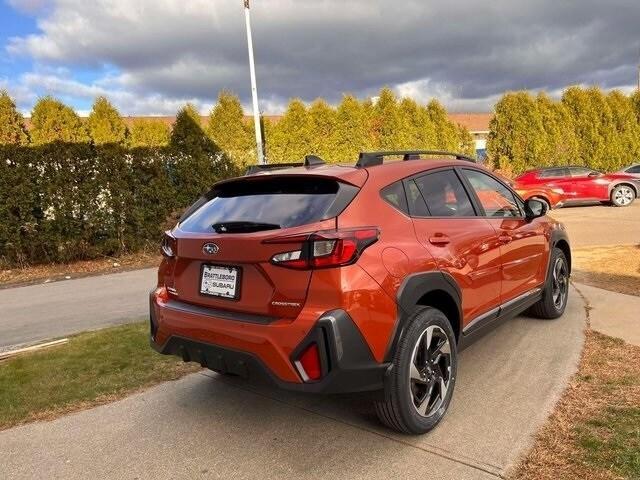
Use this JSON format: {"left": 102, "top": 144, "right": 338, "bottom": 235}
{"left": 166, "top": 174, "right": 361, "bottom": 319}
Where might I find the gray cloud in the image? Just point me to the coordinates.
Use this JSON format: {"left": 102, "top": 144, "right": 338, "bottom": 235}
{"left": 6, "top": 0, "right": 640, "bottom": 113}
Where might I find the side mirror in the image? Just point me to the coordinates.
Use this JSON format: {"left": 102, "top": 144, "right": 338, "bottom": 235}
{"left": 524, "top": 198, "right": 547, "bottom": 221}
{"left": 588, "top": 171, "right": 601, "bottom": 178}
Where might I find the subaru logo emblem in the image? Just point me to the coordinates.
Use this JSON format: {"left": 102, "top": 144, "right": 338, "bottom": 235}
{"left": 203, "top": 243, "right": 219, "bottom": 255}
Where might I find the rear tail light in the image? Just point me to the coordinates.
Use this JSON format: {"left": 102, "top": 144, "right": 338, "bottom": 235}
{"left": 265, "top": 228, "right": 379, "bottom": 270}
{"left": 294, "top": 343, "right": 322, "bottom": 381}
{"left": 161, "top": 231, "right": 177, "bottom": 258}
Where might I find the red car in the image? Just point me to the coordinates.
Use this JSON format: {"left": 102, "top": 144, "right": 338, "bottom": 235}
{"left": 515, "top": 166, "right": 640, "bottom": 208}
{"left": 151, "top": 150, "right": 571, "bottom": 434}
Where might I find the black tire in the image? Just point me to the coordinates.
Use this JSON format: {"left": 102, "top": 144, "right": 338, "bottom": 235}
{"left": 528, "top": 247, "right": 569, "bottom": 319}
{"left": 610, "top": 184, "right": 635, "bottom": 207}
{"left": 532, "top": 196, "right": 551, "bottom": 212}
{"left": 375, "top": 307, "right": 457, "bottom": 434}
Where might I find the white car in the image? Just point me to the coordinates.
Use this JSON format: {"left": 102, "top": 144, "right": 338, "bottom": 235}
{"left": 617, "top": 164, "right": 640, "bottom": 178}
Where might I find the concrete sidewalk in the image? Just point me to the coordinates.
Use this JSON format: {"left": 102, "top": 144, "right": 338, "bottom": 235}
{"left": 573, "top": 282, "right": 640, "bottom": 347}
{"left": 0, "top": 268, "right": 156, "bottom": 348}
{"left": 0, "top": 286, "right": 586, "bottom": 480}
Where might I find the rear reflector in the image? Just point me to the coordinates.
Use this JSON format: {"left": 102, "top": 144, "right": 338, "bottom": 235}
{"left": 266, "top": 228, "right": 379, "bottom": 270}
{"left": 294, "top": 343, "right": 322, "bottom": 381}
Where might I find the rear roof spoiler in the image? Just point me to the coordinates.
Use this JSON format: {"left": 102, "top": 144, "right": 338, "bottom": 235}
{"left": 356, "top": 150, "right": 476, "bottom": 168}
{"left": 245, "top": 155, "right": 326, "bottom": 175}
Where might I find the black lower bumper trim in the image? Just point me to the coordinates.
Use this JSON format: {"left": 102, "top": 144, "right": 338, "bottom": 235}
{"left": 151, "top": 309, "right": 390, "bottom": 394}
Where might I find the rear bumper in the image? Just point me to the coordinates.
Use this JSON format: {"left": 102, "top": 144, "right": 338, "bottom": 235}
{"left": 150, "top": 292, "right": 390, "bottom": 394}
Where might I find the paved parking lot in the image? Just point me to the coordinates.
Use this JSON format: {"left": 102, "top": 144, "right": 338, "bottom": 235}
{"left": 549, "top": 202, "right": 640, "bottom": 247}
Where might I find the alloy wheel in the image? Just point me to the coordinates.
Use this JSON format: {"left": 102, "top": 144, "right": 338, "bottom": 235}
{"left": 552, "top": 256, "right": 568, "bottom": 309}
{"left": 408, "top": 325, "right": 452, "bottom": 417}
{"left": 614, "top": 187, "right": 634, "bottom": 206}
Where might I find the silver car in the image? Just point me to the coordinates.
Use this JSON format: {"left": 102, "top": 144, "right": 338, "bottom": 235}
{"left": 617, "top": 164, "right": 640, "bottom": 178}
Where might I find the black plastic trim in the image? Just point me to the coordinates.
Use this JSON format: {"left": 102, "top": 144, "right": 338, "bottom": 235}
{"left": 151, "top": 309, "right": 389, "bottom": 394}
{"left": 385, "top": 271, "right": 462, "bottom": 362}
{"left": 458, "top": 287, "right": 543, "bottom": 349}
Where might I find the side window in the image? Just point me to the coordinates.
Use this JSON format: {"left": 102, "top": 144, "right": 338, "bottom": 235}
{"left": 462, "top": 169, "right": 522, "bottom": 218}
{"left": 569, "top": 167, "right": 595, "bottom": 177}
{"left": 538, "top": 168, "right": 569, "bottom": 178}
{"left": 629, "top": 165, "right": 640, "bottom": 174}
{"left": 414, "top": 170, "right": 475, "bottom": 217}
{"left": 405, "top": 180, "right": 430, "bottom": 216}
{"left": 381, "top": 181, "right": 408, "bottom": 214}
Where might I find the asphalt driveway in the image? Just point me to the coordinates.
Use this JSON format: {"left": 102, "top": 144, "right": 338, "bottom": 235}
{"left": 0, "top": 268, "right": 156, "bottom": 348}
{"left": 549, "top": 201, "right": 640, "bottom": 247}
{"left": 0, "top": 286, "right": 585, "bottom": 479}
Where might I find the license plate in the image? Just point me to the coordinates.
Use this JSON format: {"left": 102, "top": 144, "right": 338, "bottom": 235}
{"left": 200, "top": 265, "right": 240, "bottom": 299}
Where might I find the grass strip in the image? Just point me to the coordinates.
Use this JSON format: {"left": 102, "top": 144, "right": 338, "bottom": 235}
{"left": 512, "top": 331, "right": 640, "bottom": 480}
{"left": 0, "top": 322, "right": 199, "bottom": 430}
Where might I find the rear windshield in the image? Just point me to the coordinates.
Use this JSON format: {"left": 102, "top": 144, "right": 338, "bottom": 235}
{"left": 179, "top": 176, "right": 359, "bottom": 233}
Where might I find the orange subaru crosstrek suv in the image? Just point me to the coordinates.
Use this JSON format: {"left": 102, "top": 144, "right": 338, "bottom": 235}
{"left": 150, "top": 151, "right": 571, "bottom": 434}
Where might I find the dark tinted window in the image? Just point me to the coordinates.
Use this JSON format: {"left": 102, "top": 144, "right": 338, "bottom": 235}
{"left": 414, "top": 170, "right": 475, "bottom": 217}
{"left": 381, "top": 181, "right": 408, "bottom": 214}
{"left": 405, "top": 180, "right": 430, "bottom": 216}
{"left": 626, "top": 165, "right": 640, "bottom": 173}
{"left": 538, "top": 168, "right": 569, "bottom": 178}
{"left": 462, "top": 169, "right": 522, "bottom": 218}
{"left": 569, "top": 167, "right": 597, "bottom": 177}
{"left": 180, "top": 177, "right": 358, "bottom": 233}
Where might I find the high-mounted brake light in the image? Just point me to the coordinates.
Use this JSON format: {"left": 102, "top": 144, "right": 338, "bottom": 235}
{"left": 265, "top": 228, "right": 379, "bottom": 269}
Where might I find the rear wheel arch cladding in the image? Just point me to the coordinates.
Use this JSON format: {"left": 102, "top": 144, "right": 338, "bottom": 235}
{"left": 385, "top": 271, "right": 462, "bottom": 362}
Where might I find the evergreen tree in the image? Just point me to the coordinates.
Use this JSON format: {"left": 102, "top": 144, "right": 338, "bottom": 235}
{"left": 535, "top": 92, "right": 578, "bottom": 167}
{"left": 129, "top": 119, "right": 170, "bottom": 147}
{"left": 170, "top": 104, "right": 233, "bottom": 207}
{"left": 486, "top": 91, "right": 545, "bottom": 173}
{"left": 631, "top": 89, "right": 640, "bottom": 123}
{"left": 457, "top": 124, "right": 476, "bottom": 157}
{"left": 0, "top": 90, "right": 28, "bottom": 145}
{"left": 561, "top": 86, "right": 605, "bottom": 169}
{"left": 307, "top": 98, "right": 337, "bottom": 160}
{"left": 426, "top": 99, "right": 460, "bottom": 152}
{"left": 329, "top": 94, "right": 371, "bottom": 163}
{"left": 266, "top": 98, "right": 312, "bottom": 162}
{"left": 606, "top": 90, "right": 640, "bottom": 170}
{"left": 171, "top": 104, "right": 211, "bottom": 154}
{"left": 30, "top": 97, "right": 89, "bottom": 145}
{"left": 370, "top": 87, "right": 408, "bottom": 150}
{"left": 206, "top": 91, "right": 252, "bottom": 167}
{"left": 87, "top": 96, "right": 127, "bottom": 145}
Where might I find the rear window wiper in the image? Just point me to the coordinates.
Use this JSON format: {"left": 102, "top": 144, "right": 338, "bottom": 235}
{"left": 212, "top": 221, "right": 281, "bottom": 233}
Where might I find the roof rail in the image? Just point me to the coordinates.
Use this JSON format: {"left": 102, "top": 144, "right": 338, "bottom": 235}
{"left": 244, "top": 155, "right": 326, "bottom": 175}
{"left": 356, "top": 150, "right": 476, "bottom": 168}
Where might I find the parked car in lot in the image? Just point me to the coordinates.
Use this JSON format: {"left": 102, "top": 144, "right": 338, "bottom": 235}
{"left": 512, "top": 183, "right": 565, "bottom": 211}
{"left": 515, "top": 166, "right": 640, "bottom": 207}
{"left": 150, "top": 150, "right": 571, "bottom": 434}
{"left": 616, "top": 163, "right": 640, "bottom": 178}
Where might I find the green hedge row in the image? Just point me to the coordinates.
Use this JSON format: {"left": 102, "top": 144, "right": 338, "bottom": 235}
{"left": 0, "top": 142, "right": 237, "bottom": 267}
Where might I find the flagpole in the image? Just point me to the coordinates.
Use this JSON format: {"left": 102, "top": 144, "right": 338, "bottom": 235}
{"left": 244, "top": 0, "right": 265, "bottom": 164}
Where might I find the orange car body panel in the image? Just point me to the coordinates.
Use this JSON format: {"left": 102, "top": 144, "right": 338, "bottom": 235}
{"left": 151, "top": 159, "right": 562, "bottom": 386}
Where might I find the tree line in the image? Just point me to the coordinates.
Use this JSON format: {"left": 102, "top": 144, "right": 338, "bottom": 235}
{"left": 486, "top": 87, "right": 640, "bottom": 175}
{"left": 0, "top": 88, "right": 471, "bottom": 267}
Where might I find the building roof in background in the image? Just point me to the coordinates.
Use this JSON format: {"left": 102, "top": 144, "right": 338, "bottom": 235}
{"left": 447, "top": 113, "right": 492, "bottom": 132}
{"left": 23, "top": 113, "right": 492, "bottom": 133}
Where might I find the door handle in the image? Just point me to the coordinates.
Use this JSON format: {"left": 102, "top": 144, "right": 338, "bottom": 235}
{"left": 429, "top": 234, "right": 451, "bottom": 245}
{"left": 498, "top": 235, "right": 513, "bottom": 244}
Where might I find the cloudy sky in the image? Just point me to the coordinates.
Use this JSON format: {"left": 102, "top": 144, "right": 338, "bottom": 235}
{"left": 1, "top": 0, "right": 639, "bottom": 115}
